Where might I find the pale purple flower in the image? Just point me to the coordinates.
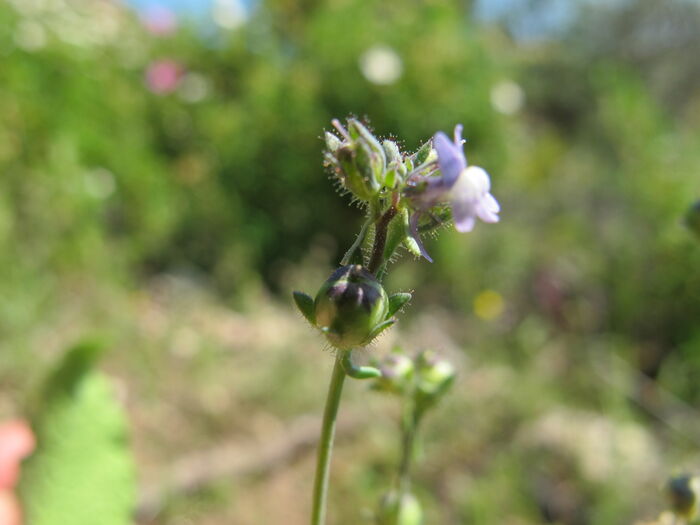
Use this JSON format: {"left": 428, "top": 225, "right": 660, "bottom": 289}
{"left": 145, "top": 60, "right": 182, "bottom": 94}
{"left": 406, "top": 124, "right": 500, "bottom": 262}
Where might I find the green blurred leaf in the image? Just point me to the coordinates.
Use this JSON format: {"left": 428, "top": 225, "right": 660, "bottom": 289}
{"left": 19, "top": 343, "right": 135, "bottom": 525}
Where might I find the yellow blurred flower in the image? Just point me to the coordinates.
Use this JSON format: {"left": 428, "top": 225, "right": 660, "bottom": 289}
{"left": 473, "top": 290, "right": 504, "bottom": 321}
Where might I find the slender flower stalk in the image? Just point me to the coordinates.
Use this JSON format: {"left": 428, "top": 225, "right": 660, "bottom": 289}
{"left": 311, "top": 354, "right": 347, "bottom": 525}
{"left": 397, "top": 400, "right": 421, "bottom": 494}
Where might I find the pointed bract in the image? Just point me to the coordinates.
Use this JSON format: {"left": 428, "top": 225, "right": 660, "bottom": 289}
{"left": 292, "top": 291, "right": 316, "bottom": 325}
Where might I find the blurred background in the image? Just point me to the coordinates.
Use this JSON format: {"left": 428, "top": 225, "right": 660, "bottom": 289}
{"left": 1, "top": 0, "right": 700, "bottom": 523}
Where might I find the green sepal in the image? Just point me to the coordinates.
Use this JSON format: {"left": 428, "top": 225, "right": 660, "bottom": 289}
{"left": 341, "top": 351, "right": 381, "bottom": 380}
{"left": 355, "top": 141, "right": 383, "bottom": 191}
{"left": 363, "top": 319, "right": 395, "bottom": 344}
{"left": 348, "top": 119, "right": 387, "bottom": 167}
{"left": 292, "top": 291, "right": 316, "bottom": 325}
{"left": 382, "top": 139, "right": 401, "bottom": 164}
{"left": 404, "top": 235, "right": 422, "bottom": 258}
{"left": 388, "top": 292, "right": 412, "bottom": 318}
{"left": 417, "top": 207, "right": 451, "bottom": 233}
{"left": 413, "top": 139, "right": 432, "bottom": 165}
{"left": 383, "top": 207, "right": 410, "bottom": 262}
{"left": 384, "top": 167, "right": 398, "bottom": 189}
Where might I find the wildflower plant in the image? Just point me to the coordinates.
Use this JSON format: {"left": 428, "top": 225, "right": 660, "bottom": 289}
{"left": 293, "top": 118, "right": 499, "bottom": 525}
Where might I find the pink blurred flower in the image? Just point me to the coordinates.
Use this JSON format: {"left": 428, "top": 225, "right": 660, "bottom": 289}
{"left": 145, "top": 60, "right": 183, "bottom": 94}
{"left": 141, "top": 5, "right": 177, "bottom": 36}
{"left": 0, "top": 492, "right": 21, "bottom": 525}
{"left": 0, "top": 420, "right": 34, "bottom": 491}
{"left": 0, "top": 420, "right": 35, "bottom": 525}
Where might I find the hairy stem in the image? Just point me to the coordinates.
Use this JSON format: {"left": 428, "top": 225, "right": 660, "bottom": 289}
{"left": 311, "top": 354, "right": 347, "bottom": 525}
{"left": 368, "top": 194, "right": 399, "bottom": 274}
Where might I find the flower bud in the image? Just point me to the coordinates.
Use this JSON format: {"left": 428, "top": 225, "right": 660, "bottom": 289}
{"left": 415, "top": 350, "right": 455, "bottom": 407}
{"left": 383, "top": 139, "right": 402, "bottom": 166}
{"left": 335, "top": 143, "right": 382, "bottom": 200}
{"left": 666, "top": 474, "right": 700, "bottom": 519}
{"left": 325, "top": 131, "right": 343, "bottom": 153}
{"left": 314, "top": 265, "right": 389, "bottom": 349}
{"left": 326, "top": 119, "right": 390, "bottom": 200}
{"left": 347, "top": 118, "right": 387, "bottom": 167}
{"left": 377, "top": 491, "right": 423, "bottom": 525}
{"left": 373, "top": 352, "right": 415, "bottom": 394}
{"left": 686, "top": 200, "right": 700, "bottom": 240}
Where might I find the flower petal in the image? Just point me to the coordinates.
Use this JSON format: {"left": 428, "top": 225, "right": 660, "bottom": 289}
{"left": 451, "top": 197, "right": 477, "bottom": 232}
{"left": 475, "top": 200, "right": 499, "bottom": 223}
{"left": 463, "top": 166, "right": 491, "bottom": 193}
{"left": 482, "top": 192, "right": 500, "bottom": 213}
{"left": 453, "top": 124, "right": 464, "bottom": 147}
{"left": 433, "top": 131, "right": 466, "bottom": 187}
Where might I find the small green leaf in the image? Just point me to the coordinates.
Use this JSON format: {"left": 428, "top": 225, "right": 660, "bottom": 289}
{"left": 388, "top": 292, "right": 412, "bottom": 318}
{"left": 19, "top": 342, "right": 135, "bottom": 525}
{"left": 34, "top": 340, "right": 103, "bottom": 411}
{"left": 292, "top": 291, "right": 316, "bottom": 325}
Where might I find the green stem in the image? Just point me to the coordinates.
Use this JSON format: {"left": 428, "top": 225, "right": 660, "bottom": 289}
{"left": 341, "top": 350, "right": 381, "bottom": 379}
{"left": 397, "top": 402, "right": 424, "bottom": 494}
{"left": 311, "top": 354, "right": 347, "bottom": 525}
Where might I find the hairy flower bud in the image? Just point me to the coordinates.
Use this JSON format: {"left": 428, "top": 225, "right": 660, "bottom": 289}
{"left": 415, "top": 350, "right": 455, "bottom": 408}
{"left": 666, "top": 474, "right": 700, "bottom": 519}
{"left": 314, "top": 265, "right": 389, "bottom": 349}
{"left": 335, "top": 144, "right": 381, "bottom": 200}
{"left": 325, "top": 118, "right": 391, "bottom": 201}
{"left": 383, "top": 139, "right": 402, "bottom": 166}
{"left": 377, "top": 491, "right": 423, "bottom": 525}
{"left": 373, "top": 351, "right": 415, "bottom": 394}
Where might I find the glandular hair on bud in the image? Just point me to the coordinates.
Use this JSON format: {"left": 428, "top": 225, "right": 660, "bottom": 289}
{"left": 325, "top": 131, "right": 343, "bottom": 153}
{"left": 314, "top": 265, "right": 389, "bottom": 349}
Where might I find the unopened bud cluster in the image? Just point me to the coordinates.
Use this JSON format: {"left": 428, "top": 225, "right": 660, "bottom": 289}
{"left": 373, "top": 349, "right": 455, "bottom": 410}
{"left": 324, "top": 118, "right": 415, "bottom": 201}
